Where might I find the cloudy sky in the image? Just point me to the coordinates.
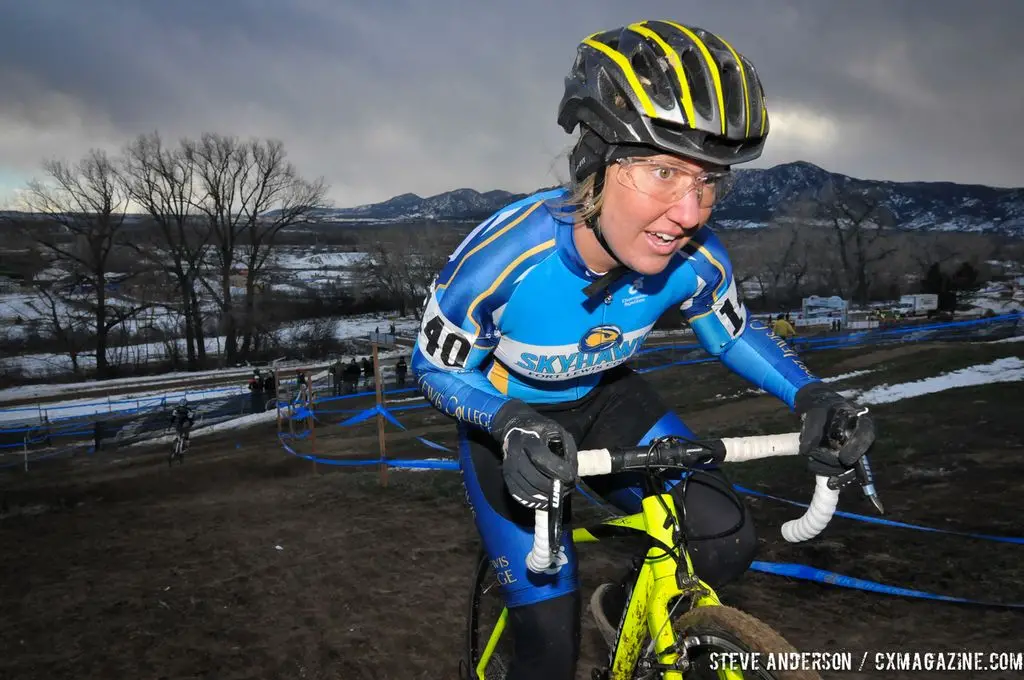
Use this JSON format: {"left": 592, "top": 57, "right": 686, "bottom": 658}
{"left": 1, "top": 0, "right": 1021, "bottom": 209}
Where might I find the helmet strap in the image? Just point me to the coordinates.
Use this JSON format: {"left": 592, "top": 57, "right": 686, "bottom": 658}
{"left": 581, "top": 173, "right": 630, "bottom": 298}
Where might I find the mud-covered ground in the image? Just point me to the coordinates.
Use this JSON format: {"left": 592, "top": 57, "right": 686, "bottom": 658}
{"left": 2, "top": 341, "right": 1023, "bottom": 679}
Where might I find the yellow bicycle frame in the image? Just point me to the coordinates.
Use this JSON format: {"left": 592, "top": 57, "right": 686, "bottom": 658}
{"left": 475, "top": 492, "right": 742, "bottom": 680}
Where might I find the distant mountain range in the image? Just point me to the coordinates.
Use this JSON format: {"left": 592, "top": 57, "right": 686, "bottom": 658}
{"left": 303, "top": 161, "right": 1024, "bottom": 235}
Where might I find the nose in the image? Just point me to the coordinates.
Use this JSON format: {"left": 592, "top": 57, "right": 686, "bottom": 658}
{"left": 662, "top": 188, "right": 703, "bottom": 229}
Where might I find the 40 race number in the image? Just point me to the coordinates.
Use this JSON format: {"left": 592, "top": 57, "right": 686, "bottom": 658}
{"left": 421, "top": 315, "right": 471, "bottom": 368}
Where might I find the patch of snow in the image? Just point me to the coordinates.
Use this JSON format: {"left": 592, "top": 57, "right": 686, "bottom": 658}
{"left": 840, "top": 357, "right": 1024, "bottom": 405}
{"left": 822, "top": 369, "right": 876, "bottom": 383}
{"left": 988, "top": 334, "right": 1024, "bottom": 344}
{"left": 0, "top": 366, "right": 257, "bottom": 403}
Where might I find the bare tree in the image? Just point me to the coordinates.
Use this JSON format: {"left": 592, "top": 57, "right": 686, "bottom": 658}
{"left": 743, "top": 221, "right": 813, "bottom": 308}
{"left": 185, "top": 134, "right": 328, "bottom": 364}
{"left": 785, "top": 180, "right": 898, "bottom": 304}
{"left": 122, "top": 132, "right": 211, "bottom": 369}
{"left": 356, "top": 225, "right": 458, "bottom": 316}
{"left": 18, "top": 150, "right": 152, "bottom": 378}
{"left": 24, "top": 286, "right": 90, "bottom": 375}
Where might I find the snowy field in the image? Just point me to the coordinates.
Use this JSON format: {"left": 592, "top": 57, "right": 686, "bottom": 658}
{"left": 0, "top": 383, "right": 251, "bottom": 426}
{"left": 0, "top": 365, "right": 256, "bottom": 404}
{"left": 268, "top": 248, "right": 367, "bottom": 288}
{"left": 271, "top": 250, "right": 366, "bottom": 270}
{"left": 0, "top": 292, "right": 182, "bottom": 340}
{"left": 0, "top": 312, "right": 422, "bottom": 377}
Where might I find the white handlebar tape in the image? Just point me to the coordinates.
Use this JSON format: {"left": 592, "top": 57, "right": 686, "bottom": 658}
{"left": 576, "top": 448, "right": 613, "bottom": 477}
{"left": 525, "top": 509, "right": 552, "bottom": 573}
{"left": 781, "top": 475, "right": 840, "bottom": 542}
{"left": 720, "top": 433, "right": 801, "bottom": 461}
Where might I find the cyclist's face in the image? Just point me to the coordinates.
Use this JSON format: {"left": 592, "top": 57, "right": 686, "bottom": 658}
{"left": 598, "top": 154, "right": 714, "bottom": 275}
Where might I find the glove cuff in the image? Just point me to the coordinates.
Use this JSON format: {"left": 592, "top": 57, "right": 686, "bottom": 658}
{"left": 489, "top": 399, "right": 537, "bottom": 440}
{"left": 793, "top": 381, "right": 837, "bottom": 416}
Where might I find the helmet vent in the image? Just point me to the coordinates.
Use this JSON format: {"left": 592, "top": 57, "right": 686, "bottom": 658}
{"left": 630, "top": 48, "right": 674, "bottom": 110}
{"left": 721, "top": 62, "right": 745, "bottom": 132}
{"left": 597, "top": 69, "right": 628, "bottom": 111}
{"left": 681, "top": 48, "right": 713, "bottom": 122}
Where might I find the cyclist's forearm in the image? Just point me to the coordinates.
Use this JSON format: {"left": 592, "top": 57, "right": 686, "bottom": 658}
{"left": 717, "top": 322, "right": 818, "bottom": 409}
{"left": 415, "top": 367, "right": 509, "bottom": 431}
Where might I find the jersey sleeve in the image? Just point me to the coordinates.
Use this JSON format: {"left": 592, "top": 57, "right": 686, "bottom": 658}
{"left": 410, "top": 199, "right": 556, "bottom": 433}
{"left": 678, "top": 229, "right": 819, "bottom": 408}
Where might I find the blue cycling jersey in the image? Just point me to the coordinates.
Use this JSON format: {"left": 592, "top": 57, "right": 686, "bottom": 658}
{"left": 411, "top": 188, "right": 818, "bottom": 431}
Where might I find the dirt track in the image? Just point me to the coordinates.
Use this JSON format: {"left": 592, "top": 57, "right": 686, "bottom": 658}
{"left": 2, "top": 342, "right": 1023, "bottom": 679}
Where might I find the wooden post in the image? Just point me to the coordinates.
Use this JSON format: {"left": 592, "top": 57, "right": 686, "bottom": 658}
{"left": 373, "top": 341, "right": 388, "bottom": 487}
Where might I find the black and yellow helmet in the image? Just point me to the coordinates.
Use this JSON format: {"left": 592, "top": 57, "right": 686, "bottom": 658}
{"left": 558, "top": 20, "right": 769, "bottom": 177}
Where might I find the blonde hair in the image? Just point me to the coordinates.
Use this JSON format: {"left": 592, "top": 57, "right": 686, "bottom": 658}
{"left": 545, "top": 164, "right": 606, "bottom": 226}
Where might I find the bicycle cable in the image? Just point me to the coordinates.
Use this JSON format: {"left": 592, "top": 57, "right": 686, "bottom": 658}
{"left": 640, "top": 435, "right": 748, "bottom": 544}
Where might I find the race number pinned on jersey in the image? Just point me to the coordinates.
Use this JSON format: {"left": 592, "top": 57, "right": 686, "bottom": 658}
{"left": 711, "top": 278, "right": 747, "bottom": 338}
{"left": 418, "top": 294, "right": 475, "bottom": 369}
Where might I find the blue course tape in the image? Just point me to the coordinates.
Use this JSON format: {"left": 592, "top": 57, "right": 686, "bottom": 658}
{"left": 417, "top": 436, "right": 454, "bottom": 452}
{"left": 748, "top": 561, "right": 1024, "bottom": 609}
{"left": 280, "top": 404, "right": 1024, "bottom": 609}
{"left": 277, "top": 431, "right": 458, "bottom": 469}
{"left": 314, "top": 387, "right": 420, "bottom": 405}
{"left": 736, "top": 485, "right": 1024, "bottom": 545}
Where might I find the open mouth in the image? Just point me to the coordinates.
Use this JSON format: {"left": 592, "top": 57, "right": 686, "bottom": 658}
{"left": 645, "top": 230, "right": 682, "bottom": 253}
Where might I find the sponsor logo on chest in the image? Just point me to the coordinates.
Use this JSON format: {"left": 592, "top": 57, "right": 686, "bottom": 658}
{"left": 496, "top": 323, "right": 652, "bottom": 381}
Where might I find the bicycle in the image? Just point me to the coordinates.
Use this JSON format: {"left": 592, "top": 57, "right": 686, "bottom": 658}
{"left": 465, "top": 430, "right": 881, "bottom": 680}
{"left": 169, "top": 428, "right": 190, "bottom": 467}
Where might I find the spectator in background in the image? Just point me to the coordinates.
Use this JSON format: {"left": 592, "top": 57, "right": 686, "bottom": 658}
{"left": 344, "top": 358, "right": 360, "bottom": 393}
{"left": 361, "top": 357, "right": 373, "bottom": 387}
{"left": 249, "top": 369, "right": 264, "bottom": 413}
{"left": 395, "top": 356, "right": 408, "bottom": 387}
{"left": 771, "top": 314, "right": 797, "bottom": 340}
{"left": 330, "top": 359, "right": 344, "bottom": 396}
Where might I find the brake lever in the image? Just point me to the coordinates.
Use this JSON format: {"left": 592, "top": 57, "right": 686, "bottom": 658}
{"left": 856, "top": 455, "right": 884, "bottom": 514}
{"left": 827, "top": 407, "right": 884, "bottom": 515}
{"left": 547, "top": 479, "right": 564, "bottom": 568}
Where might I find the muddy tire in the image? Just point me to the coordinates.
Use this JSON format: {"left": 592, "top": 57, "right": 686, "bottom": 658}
{"left": 668, "top": 605, "right": 823, "bottom": 680}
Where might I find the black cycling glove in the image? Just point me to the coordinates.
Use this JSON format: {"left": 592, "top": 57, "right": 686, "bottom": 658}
{"left": 794, "top": 382, "right": 875, "bottom": 477}
{"left": 489, "top": 400, "right": 578, "bottom": 510}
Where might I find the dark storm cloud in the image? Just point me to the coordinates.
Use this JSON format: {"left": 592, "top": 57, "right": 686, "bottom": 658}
{"left": 1, "top": 0, "right": 1021, "bottom": 208}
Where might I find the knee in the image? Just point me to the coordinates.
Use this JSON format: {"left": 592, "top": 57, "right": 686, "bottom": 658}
{"left": 675, "top": 472, "right": 758, "bottom": 588}
{"left": 506, "top": 591, "right": 581, "bottom": 680}
{"left": 688, "top": 506, "right": 757, "bottom": 589}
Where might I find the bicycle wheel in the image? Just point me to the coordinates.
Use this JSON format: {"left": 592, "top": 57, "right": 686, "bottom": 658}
{"left": 465, "top": 551, "right": 515, "bottom": 680}
{"left": 664, "top": 605, "right": 823, "bottom": 680}
{"left": 170, "top": 436, "right": 183, "bottom": 466}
